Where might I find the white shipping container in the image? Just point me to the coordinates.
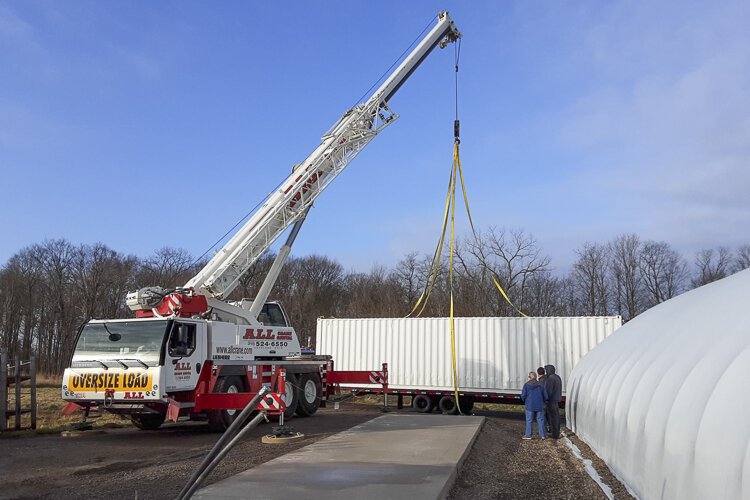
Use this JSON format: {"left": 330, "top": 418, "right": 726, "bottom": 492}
{"left": 317, "top": 317, "right": 621, "bottom": 395}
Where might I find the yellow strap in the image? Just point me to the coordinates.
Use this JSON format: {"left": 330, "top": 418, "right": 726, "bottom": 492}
{"left": 448, "top": 148, "right": 461, "bottom": 411}
{"left": 405, "top": 165, "right": 454, "bottom": 318}
{"left": 454, "top": 145, "right": 528, "bottom": 318}
{"left": 406, "top": 141, "right": 529, "bottom": 414}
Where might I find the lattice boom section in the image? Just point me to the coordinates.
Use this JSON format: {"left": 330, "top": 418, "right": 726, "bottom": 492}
{"left": 205, "top": 105, "right": 394, "bottom": 298}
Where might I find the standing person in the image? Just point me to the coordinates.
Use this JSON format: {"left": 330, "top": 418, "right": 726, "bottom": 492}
{"left": 537, "top": 366, "right": 550, "bottom": 434}
{"left": 520, "top": 371, "right": 548, "bottom": 440}
{"left": 544, "top": 364, "right": 563, "bottom": 439}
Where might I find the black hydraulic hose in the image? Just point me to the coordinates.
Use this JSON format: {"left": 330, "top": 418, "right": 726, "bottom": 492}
{"left": 181, "top": 410, "right": 269, "bottom": 500}
{"left": 175, "top": 386, "right": 270, "bottom": 500}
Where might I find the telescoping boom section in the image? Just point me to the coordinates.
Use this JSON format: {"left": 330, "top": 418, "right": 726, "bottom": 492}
{"left": 63, "top": 12, "right": 461, "bottom": 432}
{"left": 186, "top": 12, "right": 460, "bottom": 302}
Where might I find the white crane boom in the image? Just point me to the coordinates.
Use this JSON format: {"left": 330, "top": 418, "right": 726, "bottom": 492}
{"left": 184, "top": 12, "right": 461, "bottom": 301}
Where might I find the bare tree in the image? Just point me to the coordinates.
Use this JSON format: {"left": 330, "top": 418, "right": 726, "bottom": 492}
{"left": 136, "top": 247, "right": 198, "bottom": 288}
{"left": 391, "top": 252, "right": 423, "bottom": 310}
{"left": 571, "top": 242, "right": 610, "bottom": 316}
{"left": 692, "top": 247, "right": 731, "bottom": 287}
{"left": 523, "top": 272, "right": 569, "bottom": 316}
{"left": 5, "top": 227, "right": 747, "bottom": 373}
{"left": 734, "top": 245, "right": 750, "bottom": 273}
{"left": 609, "top": 234, "right": 643, "bottom": 320}
{"left": 639, "top": 241, "right": 687, "bottom": 306}
{"left": 342, "top": 266, "right": 405, "bottom": 319}
{"left": 466, "top": 227, "right": 551, "bottom": 316}
{"left": 280, "top": 255, "right": 344, "bottom": 346}
{"left": 230, "top": 252, "right": 276, "bottom": 301}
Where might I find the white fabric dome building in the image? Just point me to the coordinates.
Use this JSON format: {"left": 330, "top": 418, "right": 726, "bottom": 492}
{"left": 567, "top": 268, "right": 750, "bottom": 499}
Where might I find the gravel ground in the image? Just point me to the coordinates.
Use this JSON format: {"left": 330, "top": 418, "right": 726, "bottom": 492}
{"left": 2, "top": 403, "right": 633, "bottom": 500}
{"left": 449, "top": 410, "right": 633, "bottom": 500}
{"left": 0, "top": 405, "right": 383, "bottom": 500}
{"left": 564, "top": 430, "right": 634, "bottom": 499}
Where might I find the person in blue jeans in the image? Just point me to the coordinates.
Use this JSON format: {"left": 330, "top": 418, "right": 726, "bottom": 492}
{"left": 520, "top": 371, "right": 548, "bottom": 440}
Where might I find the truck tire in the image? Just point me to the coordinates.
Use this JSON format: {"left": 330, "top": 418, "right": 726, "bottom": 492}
{"left": 208, "top": 376, "right": 245, "bottom": 432}
{"left": 438, "top": 395, "right": 459, "bottom": 415}
{"left": 459, "top": 396, "right": 474, "bottom": 414}
{"left": 412, "top": 394, "right": 433, "bottom": 413}
{"left": 279, "top": 373, "right": 299, "bottom": 419}
{"left": 130, "top": 412, "right": 165, "bottom": 430}
{"left": 295, "top": 372, "right": 322, "bottom": 417}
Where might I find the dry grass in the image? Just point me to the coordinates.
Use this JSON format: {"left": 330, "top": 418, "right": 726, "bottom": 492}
{"left": 1, "top": 385, "right": 129, "bottom": 437}
{"left": 35, "top": 372, "right": 62, "bottom": 388}
{"left": 474, "top": 402, "right": 525, "bottom": 413}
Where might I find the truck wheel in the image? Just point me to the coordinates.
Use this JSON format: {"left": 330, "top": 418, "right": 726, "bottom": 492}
{"left": 295, "top": 373, "right": 322, "bottom": 417}
{"left": 438, "top": 395, "right": 459, "bottom": 415}
{"left": 459, "top": 396, "right": 474, "bottom": 414}
{"left": 412, "top": 394, "right": 433, "bottom": 413}
{"left": 208, "top": 376, "right": 245, "bottom": 432}
{"left": 131, "top": 413, "right": 165, "bottom": 430}
{"left": 279, "top": 373, "right": 299, "bottom": 419}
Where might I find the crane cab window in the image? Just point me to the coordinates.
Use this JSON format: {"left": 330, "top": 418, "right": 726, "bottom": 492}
{"left": 168, "top": 322, "right": 196, "bottom": 357}
{"left": 259, "top": 303, "right": 288, "bottom": 327}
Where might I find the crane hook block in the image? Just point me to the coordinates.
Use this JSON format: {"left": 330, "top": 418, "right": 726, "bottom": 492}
{"left": 454, "top": 119, "right": 460, "bottom": 141}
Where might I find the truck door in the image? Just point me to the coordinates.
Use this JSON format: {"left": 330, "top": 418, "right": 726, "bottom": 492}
{"left": 164, "top": 321, "right": 206, "bottom": 392}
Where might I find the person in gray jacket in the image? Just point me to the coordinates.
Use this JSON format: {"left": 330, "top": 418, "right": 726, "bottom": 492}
{"left": 543, "top": 364, "right": 562, "bottom": 439}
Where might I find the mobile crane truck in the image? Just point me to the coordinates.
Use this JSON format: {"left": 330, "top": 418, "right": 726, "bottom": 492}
{"left": 61, "top": 12, "right": 462, "bottom": 431}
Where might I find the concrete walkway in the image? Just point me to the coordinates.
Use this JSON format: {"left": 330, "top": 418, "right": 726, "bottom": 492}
{"left": 194, "top": 413, "right": 485, "bottom": 500}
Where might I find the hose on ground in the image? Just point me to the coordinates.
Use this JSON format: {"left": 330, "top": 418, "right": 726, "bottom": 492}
{"left": 175, "top": 386, "right": 270, "bottom": 500}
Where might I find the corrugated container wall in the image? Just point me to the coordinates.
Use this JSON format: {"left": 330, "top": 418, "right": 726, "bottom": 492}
{"left": 317, "top": 317, "right": 621, "bottom": 394}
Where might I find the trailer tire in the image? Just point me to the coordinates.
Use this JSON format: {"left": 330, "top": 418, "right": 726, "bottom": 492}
{"left": 278, "top": 373, "right": 299, "bottom": 420}
{"left": 459, "top": 396, "right": 474, "bottom": 414}
{"left": 295, "top": 372, "right": 322, "bottom": 417}
{"left": 130, "top": 412, "right": 165, "bottom": 430}
{"left": 207, "top": 376, "right": 245, "bottom": 432}
{"left": 438, "top": 395, "right": 459, "bottom": 415}
{"left": 412, "top": 394, "right": 433, "bottom": 413}
{"left": 430, "top": 396, "right": 441, "bottom": 411}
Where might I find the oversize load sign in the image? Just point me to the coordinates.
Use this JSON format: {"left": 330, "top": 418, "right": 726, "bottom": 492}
{"left": 68, "top": 372, "right": 153, "bottom": 392}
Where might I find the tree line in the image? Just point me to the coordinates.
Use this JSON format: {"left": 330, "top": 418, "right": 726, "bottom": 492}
{"left": 1, "top": 229, "right": 748, "bottom": 373}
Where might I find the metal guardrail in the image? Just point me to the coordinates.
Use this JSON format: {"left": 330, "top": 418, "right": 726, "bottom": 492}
{"left": 0, "top": 352, "right": 37, "bottom": 432}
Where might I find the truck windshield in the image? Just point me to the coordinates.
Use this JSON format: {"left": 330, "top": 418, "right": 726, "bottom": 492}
{"left": 72, "top": 321, "right": 169, "bottom": 364}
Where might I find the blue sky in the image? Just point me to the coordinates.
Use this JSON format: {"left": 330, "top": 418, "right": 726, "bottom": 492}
{"left": 1, "top": 1, "right": 748, "bottom": 273}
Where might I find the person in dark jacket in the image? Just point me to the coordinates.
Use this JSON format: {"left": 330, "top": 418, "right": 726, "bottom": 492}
{"left": 543, "top": 364, "right": 563, "bottom": 438}
{"left": 537, "top": 366, "right": 550, "bottom": 433}
{"left": 520, "top": 371, "right": 548, "bottom": 439}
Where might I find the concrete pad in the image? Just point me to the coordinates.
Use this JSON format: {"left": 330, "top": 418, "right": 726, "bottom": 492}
{"left": 194, "top": 413, "right": 485, "bottom": 500}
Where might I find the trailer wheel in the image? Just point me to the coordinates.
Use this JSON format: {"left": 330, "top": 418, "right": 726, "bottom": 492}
{"left": 130, "top": 412, "right": 165, "bottom": 430}
{"left": 459, "top": 396, "right": 475, "bottom": 414}
{"left": 438, "top": 395, "right": 459, "bottom": 415}
{"left": 208, "top": 376, "right": 245, "bottom": 432}
{"left": 431, "top": 396, "right": 441, "bottom": 411}
{"left": 279, "top": 373, "right": 299, "bottom": 419}
{"left": 412, "top": 394, "right": 433, "bottom": 413}
{"left": 295, "top": 372, "right": 322, "bottom": 417}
